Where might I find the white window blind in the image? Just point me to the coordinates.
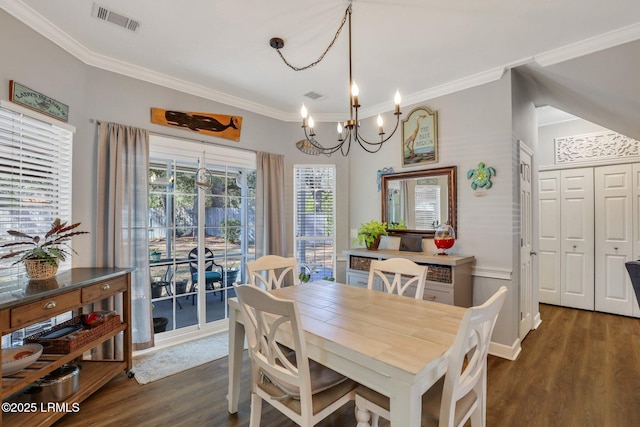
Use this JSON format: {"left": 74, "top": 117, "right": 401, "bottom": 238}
{"left": 415, "top": 185, "right": 440, "bottom": 229}
{"left": 0, "top": 106, "right": 74, "bottom": 278}
{"left": 293, "top": 165, "right": 336, "bottom": 281}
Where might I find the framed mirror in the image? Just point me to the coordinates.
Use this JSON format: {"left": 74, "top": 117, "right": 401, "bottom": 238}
{"left": 381, "top": 166, "right": 456, "bottom": 237}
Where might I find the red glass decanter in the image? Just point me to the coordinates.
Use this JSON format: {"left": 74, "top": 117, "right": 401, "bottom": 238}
{"left": 434, "top": 223, "right": 455, "bottom": 255}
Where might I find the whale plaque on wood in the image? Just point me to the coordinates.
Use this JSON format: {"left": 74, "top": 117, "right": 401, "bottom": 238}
{"left": 151, "top": 108, "right": 242, "bottom": 141}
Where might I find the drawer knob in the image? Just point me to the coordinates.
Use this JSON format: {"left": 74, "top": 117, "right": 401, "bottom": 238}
{"left": 43, "top": 301, "right": 57, "bottom": 310}
{"left": 425, "top": 295, "right": 436, "bottom": 301}
{"left": 102, "top": 284, "right": 111, "bottom": 291}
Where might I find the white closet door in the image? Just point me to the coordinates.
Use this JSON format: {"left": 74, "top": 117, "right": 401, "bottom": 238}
{"left": 538, "top": 170, "right": 561, "bottom": 305}
{"left": 560, "top": 168, "right": 595, "bottom": 310}
{"left": 595, "top": 164, "right": 634, "bottom": 316}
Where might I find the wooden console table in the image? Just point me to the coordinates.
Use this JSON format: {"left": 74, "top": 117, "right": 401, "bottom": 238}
{"left": 344, "top": 248, "right": 474, "bottom": 307}
{"left": 0, "top": 268, "right": 132, "bottom": 426}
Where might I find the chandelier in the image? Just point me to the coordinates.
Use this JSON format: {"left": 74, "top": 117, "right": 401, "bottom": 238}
{"left": 270, "top": 3, "right": 402, "bottom": 156}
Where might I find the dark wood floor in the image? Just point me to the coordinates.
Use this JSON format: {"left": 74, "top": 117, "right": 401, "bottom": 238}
{"left": 54, "top": 304, "right": 640, "bottom": 426}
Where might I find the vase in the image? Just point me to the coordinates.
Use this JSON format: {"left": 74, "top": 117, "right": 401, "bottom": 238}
{"left": 24, "top": 259, "right": 59, "bottom": 280}
{"left": 434, "top": 223, "right": 455, "bottom": 255}
{"left": 366, "top": 236, "right": 381, "bottom": 251}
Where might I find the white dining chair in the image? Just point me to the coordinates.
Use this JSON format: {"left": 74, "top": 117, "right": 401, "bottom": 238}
{"left": 246, "top": 255, "right": 300, "bottom": 290}
{"left": 367, "top": 258, "right": 428, "bottom": 299}
{"left": 354, "top": 286, "right": 508, "bottom": 427}
{"left": 234, "top": 284, "right": 357, "bottom": 427}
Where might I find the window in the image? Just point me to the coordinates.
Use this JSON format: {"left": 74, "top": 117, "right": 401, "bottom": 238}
{"left": 0, "top": 101, "right": 75, "bottom": 347}
{"left": 294, "top": 165, "right": 336, "bottom": 281}
{"left": 0, "top": 102, "right": 74, "bottom": 279}
{"left": 415, "top": 185, "right": 440, "bottom": 229}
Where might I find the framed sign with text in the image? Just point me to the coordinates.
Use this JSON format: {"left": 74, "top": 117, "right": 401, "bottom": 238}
{"left": 9, "top": 80, "right": 69, "bottom": 122}
{"left": 401, "top": 106, "right": 438, "bottom": 167}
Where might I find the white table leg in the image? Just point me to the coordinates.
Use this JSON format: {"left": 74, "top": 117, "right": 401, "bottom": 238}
{"left": 389, "top": 384, "right": 422, "bottom": 426}
{"left": 227, "top": 306, "right": 245, "bottom": 413}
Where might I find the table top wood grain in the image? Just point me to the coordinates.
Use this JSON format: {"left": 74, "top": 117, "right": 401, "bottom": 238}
{"left": 269, "top": 281, "right": 466, "bottom": 376}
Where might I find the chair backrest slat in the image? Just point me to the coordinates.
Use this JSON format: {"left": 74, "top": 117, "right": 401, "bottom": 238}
{"left": 235, "top": 284, "right": 312, "bottom": 403}
{"left": 246, "top": 255, "right": 300, "bottom": 290}
{"left": 367, "top": 258, "right": 428, "bottom": 299}
{"left": 439, "top": 286, "right": 507, "bottom": 427}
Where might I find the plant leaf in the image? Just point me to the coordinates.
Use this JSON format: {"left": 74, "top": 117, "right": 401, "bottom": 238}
{"left": 6, "top": 230, "right": 34, "bottom": 239}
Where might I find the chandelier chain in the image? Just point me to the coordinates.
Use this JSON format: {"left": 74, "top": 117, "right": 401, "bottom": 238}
{"left": 274, "top": 5, "right": 351, "bottom": 72}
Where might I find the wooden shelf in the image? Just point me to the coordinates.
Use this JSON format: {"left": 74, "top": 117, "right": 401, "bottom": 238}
{"left": 1, "top": 323, "right": 126, "bottom": 398}
{"left": 0, "top": 268, "right": 132, "bottom": 426}
{"left": 3, "top": 361, "right": 126, "bottom": 426}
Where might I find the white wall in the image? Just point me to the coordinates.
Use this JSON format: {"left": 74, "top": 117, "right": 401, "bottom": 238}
{"left": 348, "top": 75, "right": 521, "bottom": 351}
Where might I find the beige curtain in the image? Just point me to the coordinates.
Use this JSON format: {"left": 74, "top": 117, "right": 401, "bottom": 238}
{"left": 255, "top": 152, "right": 285, "bottom": 257}
{"left": 402, "top": 180, "right": 417, "bottom": 229}
{"left": 96, "top": 122, "right": 153, "bottom": 351}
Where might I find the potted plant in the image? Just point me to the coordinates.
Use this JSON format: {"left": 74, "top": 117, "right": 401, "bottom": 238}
{"left": 352, "top": 219, "right": 388, "bottom": 250}
{"left": 388, "top": 219, "right": 407, "bottom": 230}
{"left": 0, "top": 218, "right": 88, "bottom": 280}
{"left": 150, "top": 249, "right": 162, "bottom": 262}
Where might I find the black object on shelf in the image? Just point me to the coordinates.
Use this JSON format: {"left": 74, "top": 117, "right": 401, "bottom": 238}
{"left": 624, "top": 261, "right": 640, "bottom": 307}
{"left": 37, "top": 323, "right": 83, "bottom": 340}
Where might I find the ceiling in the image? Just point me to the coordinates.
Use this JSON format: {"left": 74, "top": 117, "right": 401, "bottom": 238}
{"left": 2, "top": 0, "right": 640, "bottom": 123}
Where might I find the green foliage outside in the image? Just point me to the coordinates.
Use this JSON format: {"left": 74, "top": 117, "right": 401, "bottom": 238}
{"left": 221, "top": 218, "right": 241, "bottom": 243}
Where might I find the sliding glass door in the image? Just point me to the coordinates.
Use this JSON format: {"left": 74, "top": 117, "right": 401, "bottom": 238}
{"left": 148, "top": 135, "right": 255, "bottom": 341}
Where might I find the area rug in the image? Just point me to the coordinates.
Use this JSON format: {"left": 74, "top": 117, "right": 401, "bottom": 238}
{"left": 133, "top": 332, "right": 232, "bottom": 384}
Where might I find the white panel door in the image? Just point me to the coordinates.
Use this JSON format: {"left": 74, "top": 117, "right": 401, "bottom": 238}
{"left": 560, "top": 168, "right": 594, "bottom": 310}
{"left": 538, "top": 170, "right": 561, "bottom": 305}
{"left": 633, "top": 163, "right": 640, "bottom": 317}
{"left": 595, "top": 164, "right": 634, "bottom": 315}
{"left": 519, "top": 144, "right": 533, "bottom": 340}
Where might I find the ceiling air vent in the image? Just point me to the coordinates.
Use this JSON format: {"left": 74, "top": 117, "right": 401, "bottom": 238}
{"left": 91, "top": 3, "right": 141, "bottom": 32}
{"left": 304, "top": 91, "right": 325, "bottom": 101}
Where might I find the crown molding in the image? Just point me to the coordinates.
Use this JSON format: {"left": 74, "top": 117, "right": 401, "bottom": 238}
{"left": 535, "top": 21, "right": 640, "bottom": 66}
{"left": 0, "top": 0, "right": 293, "bottom": 121}
{"left": 3, "top": 0, "right": 640, "bottom": 123}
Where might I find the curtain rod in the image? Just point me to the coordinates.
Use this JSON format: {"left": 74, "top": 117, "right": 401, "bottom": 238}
{"left": 90, "top": 118, "right": 257, "bottom": 154}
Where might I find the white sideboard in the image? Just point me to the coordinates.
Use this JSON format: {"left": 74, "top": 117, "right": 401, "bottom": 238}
{"left": 343, "top": 248, "right": 475, "bottom": 307}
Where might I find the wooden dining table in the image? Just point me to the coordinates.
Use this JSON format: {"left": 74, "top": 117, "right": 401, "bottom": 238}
{"left": 227, "top": 280, "right": 467, "bottom": 426}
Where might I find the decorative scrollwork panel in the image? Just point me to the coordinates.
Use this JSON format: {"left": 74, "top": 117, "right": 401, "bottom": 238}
{"left": 555, "top": 132, "right": 640, "bottom": 164}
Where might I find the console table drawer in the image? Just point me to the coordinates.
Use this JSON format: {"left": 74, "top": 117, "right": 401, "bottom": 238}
{"left": 82, "top": 276, "right": 128, "bottom": 303}
{"left": 11, "top": 290, "right": 81, "bottom": 328}
{"left": 422, "top": 286, "right": 453, "bottom": 305}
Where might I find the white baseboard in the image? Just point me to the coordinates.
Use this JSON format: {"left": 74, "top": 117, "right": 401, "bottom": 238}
{"left": 534, "top": 312, "right": 542, "bottom": 329}
{"left": 489, "top": 337, "right": 521, "bottom": 361}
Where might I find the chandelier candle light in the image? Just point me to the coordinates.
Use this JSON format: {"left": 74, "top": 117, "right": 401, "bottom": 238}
{"left": 270, "top": 3, "right": 402, "bottom": 156}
